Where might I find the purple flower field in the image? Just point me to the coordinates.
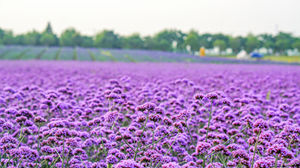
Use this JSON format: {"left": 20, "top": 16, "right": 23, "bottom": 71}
{"left": 0, "top": 61, "right": 299, "bottom": 168}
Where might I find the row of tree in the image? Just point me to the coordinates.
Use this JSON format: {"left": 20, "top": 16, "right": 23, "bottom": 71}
{"left": 1, "top": 23, "right": 300, "bottom": 55}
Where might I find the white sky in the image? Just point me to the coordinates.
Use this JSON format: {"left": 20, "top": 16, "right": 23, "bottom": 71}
{"left": 0, "top": 0, "right": 299, "bottom": 36}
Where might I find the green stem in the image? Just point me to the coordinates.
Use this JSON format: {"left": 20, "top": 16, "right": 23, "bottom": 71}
{"left": 134, "top": 116, "right": 148, "bottom": 161}
{"left": 275, "top": 153, "right": 279, "bottom": 168}
{"left": 154, "top": 132, "right": 179, "bottom": 168}
{"left": 250, "top": 130, "right": 261, "bottom": 168}
{"left": 62, "top": 139, "right": 65, "bottom": 168}
{"left": 205, "top": 104, "right": 213, "bottom": 142}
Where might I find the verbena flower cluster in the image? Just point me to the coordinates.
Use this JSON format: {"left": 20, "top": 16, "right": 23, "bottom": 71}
{"left": 0, "top": 61, "right": 299, "bottom": 168}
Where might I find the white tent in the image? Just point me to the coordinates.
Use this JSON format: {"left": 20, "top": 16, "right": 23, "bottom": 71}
{"left": 237, "top": 50, "right": 250, "bottom": 59}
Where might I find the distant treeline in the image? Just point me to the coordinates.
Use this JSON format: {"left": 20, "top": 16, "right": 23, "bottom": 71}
{"left": 1, "top": 23, "right": 300, "bottom": 55}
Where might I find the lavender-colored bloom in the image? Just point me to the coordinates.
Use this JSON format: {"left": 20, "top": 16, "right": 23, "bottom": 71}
{"left": 196, "top": 142, "right": 211, "bottom": 155}
{"left": 115, "top": 159, "right": 143, "bottom": 168}
{"left": 106, "top": 155, "right": 118, "bottom": 164}
{"left": 253, "top": 157, "right": 274, "bottom": 168}
{"left": 162, "top": 162, "right": 181, "bottom": 168}
{"left": 205, "top": 162, "right": 222, "bottom": 168}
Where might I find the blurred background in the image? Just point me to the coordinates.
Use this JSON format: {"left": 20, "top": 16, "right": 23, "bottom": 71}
{"left": 0, "top": 0, "right": 299, "bottom": 63}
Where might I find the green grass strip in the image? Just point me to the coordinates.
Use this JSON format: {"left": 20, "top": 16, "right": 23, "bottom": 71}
{"left": 100, "top": 50, "right": 117, "bottom": 62}
{"left": 16, "top": 49, "right": 31, "bottom": 60}
{"left": 54, "top": 48, "right": 62, "bottom": 60}
{"left": 73, "top": 47, "right": 78, "bottom": 60}
{"left": 88, "top": 50, "right": 96, "bottom": 61}
{"left": 124, "top": 54, "right": 136, "bottom": 62}
{"left": 0, "top": 50, "right": 11, "bottom": 59}
{"left": 36, "top": 48, "right": 48, "bottom": 60}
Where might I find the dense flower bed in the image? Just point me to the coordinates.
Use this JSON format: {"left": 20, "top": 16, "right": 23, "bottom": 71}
{"left": 0, "top": 61, "right": 299, "bottom": 168}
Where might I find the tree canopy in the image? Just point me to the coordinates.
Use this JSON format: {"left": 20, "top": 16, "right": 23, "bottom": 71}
{"left": 0, "top": 23, "right": 299, "bottom": 55}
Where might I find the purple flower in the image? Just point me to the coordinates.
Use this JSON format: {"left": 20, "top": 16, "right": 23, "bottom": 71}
{"left": 162, "top": 162, "right": 181, "bottom": 168}
{"left": 254, "top": 157, "right": 274, "bottom": 168}
{"left": 196, "top": 142, "right": 211, "bottom": 155}
{"left": 205, "top": 162, "right": 222, "bottom": 168}
{"left": 106, "top": 155, "right": 118, "bottom": 164}
{"left": 115, "top": 159, "right": 143, "bottom": 168}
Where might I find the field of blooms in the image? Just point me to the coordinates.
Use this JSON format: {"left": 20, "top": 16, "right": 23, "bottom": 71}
{"left": 0, "top": 61, "right": 299, "bottom": 168}
{"left": 1, "top": 45, "right": 297, "bottom": 65}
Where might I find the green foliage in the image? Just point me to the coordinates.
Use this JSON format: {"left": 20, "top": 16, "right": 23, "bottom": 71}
{"left": 60, "top": 28, "right": 83, "bottom": 47}
{"left": 274, "top": 32, "right": 294, "bottom": 55}
{"left": 2, "top": 31, "right": 15, "bottom": 45}
{"left": 153, "top": 30, "right": 185, "bottom": 51}
{"left": 94, "top": 30, "right": 121, "bottom": 48}
{"left": 292, "top": 39, "right": 300, "bottom": 51}
{"left": 245, "top": 34, "right": 260, "bottom": 53}
{"left": 259, "top": 34, "right": 275, "bottom": 50}
{"left": 229, "top": 37, "right": 242, "bottom": 54}
{"left": 24, "top": 31, "right": 41, "bottom": 45}
{"left": 39, "top": 22, "right": 58, "bottom": 46}
{"left": 184, "top": 30, "right": 200, "bottom": 52}
{"left": 45, "top": 22, "right": 54, "bottom": 34}
{"left": 0, "top": 28, "right": 5, "bottom": 40}
{"left": 213, "top": 40, "right": 227, "bottom": 54}
{"left": 40, "top": 32, "right": 57, "bottom": 46}
{"left": 199, "top": 33, "right": 213, "bottom": 49}
{"left": 81, "top": 36, "right": 94, "bottom": 48}
{"left": 121, "top": 33, "right": 144, "bottom": 49}
{"left": 0, "top": 23, "right": 299, "bottom": 55}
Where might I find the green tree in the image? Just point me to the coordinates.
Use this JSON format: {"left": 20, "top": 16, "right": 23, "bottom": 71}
{"left": 24, "top": 31, "right": 41, "bottom": 45}
{"left": 258, "top": 34, "right": 275, "bottom": 54}
{"left": 292, "top": 39, "right": 300, "bottom": 51}
{"left": 121, "top": 33, "right": 144, "bottom": 49}
{"left": 146, "top": 30, "right": 185, "bottom": 51}
{"left": 229, "top": 37, "right": 242, "bottom": 54}
{"left": 143, "top": 36, "right": 155, "bottom": 50}
{"left": 2, "top": 30, "right": 15, "bottom": 45}
{"left": 0, "top": 28, "right": 5, "bottom": 44}
{"left": 274, "top": 32, "right": 294, "bottom": 55}
{"left": 81, "top": 36, "right": 94, "bottom": 48}
{"left": 40, "top": 32, "right": 57, "bottom": 46}
{"left": 199, "top": 33, "right": 213, "bottom": 49}
{"left": 15, "top": 34, "right": 25, "bottom": 45}
{"left": 45, "top": 22, "right": 54, "bottom": 34}
{"left": 245, "top": 34, "right": 260, "bottom": 53}
{"left": 60, "top": 28, "right": 83, "bottom": 47}
{"left": 94, "top": 30, "right": 121, "bottom": 48}
{"left": 40, "top": 22, "right": 58, "bottom": 46}
{"left": 259, "top": 34, "right": 275, "bottom": 49}
{"left": 173, "top": 30, "right": 186, "bottom": 51}
{"left": 212, "top": 33, "right": 229, "bottom": 44}
{"left": 213, "top": 39, "right": 227, "bottom": 54}
{"left": 184, "top": 30, "right": 200, "bottom": 52}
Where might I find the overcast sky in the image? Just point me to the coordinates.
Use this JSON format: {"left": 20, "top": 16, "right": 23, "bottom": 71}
{"left": 0, "top": 0, "right": 299, "bottom": 36}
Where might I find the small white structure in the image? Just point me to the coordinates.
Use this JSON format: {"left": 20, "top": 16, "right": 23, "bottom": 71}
{"left": 237, "top": 50, "right": 250, "bottom": 59}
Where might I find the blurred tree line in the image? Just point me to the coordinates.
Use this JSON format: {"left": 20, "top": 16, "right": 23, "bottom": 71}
{"left": 0, "top": 22, "right": 300, "bottom": 55}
